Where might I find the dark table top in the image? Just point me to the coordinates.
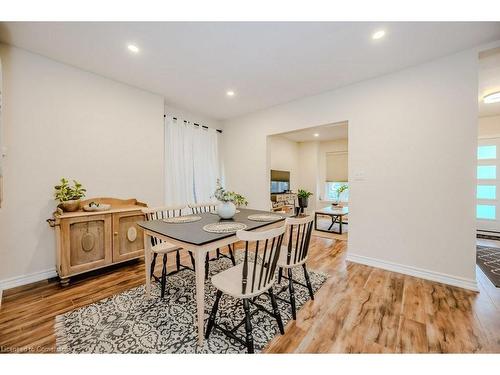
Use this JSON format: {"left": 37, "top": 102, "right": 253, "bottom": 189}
{"left": 137, "top": 208, "right": 287, "bottom": 246}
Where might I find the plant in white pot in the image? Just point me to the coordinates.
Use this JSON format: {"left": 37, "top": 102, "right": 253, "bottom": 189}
{"left": 213, "top": 180, "right": 248, "bottom": 219}
{"left": 54, "top": 178, "right": 86, "bottom": 212}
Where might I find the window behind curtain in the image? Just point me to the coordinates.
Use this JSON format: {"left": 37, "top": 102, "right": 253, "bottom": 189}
{"left": 325, "top": 151, "right": 348, "bottom": 202}
{"left": 164, "top": 116, "right": 222, "bottom": 206}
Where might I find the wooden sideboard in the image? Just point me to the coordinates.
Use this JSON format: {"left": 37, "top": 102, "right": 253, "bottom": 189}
{"left": 48, "top": 197, "right": 147, "bottom": 286}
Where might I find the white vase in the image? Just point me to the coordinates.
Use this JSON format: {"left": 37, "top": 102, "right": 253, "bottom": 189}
{"left": 218, "top": 201, "right": 236, "bottom": 219}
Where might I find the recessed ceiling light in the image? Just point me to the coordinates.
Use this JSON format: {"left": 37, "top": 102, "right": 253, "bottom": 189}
{"left": 484, "top": 91, "right": 500, "bottom": 104}
{"left": 372, "top": 30, "right": 386, "bottom": 40}
{"left": 226, "top": 90, "right": 235, "bottom": 97}
{"left": 313, "top": 133, "right": 320, "bottom": 137}
{"left": 127, "top": 44, "right": 140, "bottom": 53}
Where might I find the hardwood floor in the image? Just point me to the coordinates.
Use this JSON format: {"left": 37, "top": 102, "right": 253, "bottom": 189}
{"left": 1, "top": 235, "right": 499, "bottom": 353}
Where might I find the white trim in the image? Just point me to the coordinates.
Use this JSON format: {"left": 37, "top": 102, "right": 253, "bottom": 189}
{"left": 0, "top": 268, "right": 57, "bottom": 293}
{"left": 347, "top": 253, "right": 478, "bottom": 292}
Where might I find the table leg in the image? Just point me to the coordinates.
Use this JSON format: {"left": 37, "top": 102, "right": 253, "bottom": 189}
{"left": 194, "top": 248, "right": 207, "bottom": 346}
{"left": 339, "top": 216, "right": 343, "bottom": 234}
{"left": 143, "top": 233, "right": 152, "bottom": 298}
{"left": 328, "top": 215, "right": 336, "bottom": 231}
{"left": 314, "top": 212, "right": 318, "bottom": 231}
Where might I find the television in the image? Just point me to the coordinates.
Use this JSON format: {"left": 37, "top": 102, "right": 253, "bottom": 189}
{"left": 270, "top": 170, "right": 290, "bottom": 194}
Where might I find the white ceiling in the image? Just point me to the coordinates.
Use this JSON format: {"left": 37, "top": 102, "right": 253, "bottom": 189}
{"left": 279, "top": 122, "right": 348, "bottom": 143}
{"left": 479, "top": 48, "right": 500, "bottom": 118}
{"left": 1, "top": 22, "right": 500, "bottom": 120}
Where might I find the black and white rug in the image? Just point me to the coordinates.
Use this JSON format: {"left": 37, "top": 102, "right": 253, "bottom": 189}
{"left": 477, "top": 246, "right": 500, "bottom": 287}
{"left": 55, "top": 256, "right": 328, "bottom": 353}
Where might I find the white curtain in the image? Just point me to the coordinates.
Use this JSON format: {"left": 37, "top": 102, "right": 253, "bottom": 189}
{"left": 164, "top": 116, "right": 221, "bottom": 206}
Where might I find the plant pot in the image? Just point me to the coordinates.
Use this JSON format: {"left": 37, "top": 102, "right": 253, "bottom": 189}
{"left": 59, "top": 199, "right": 81, "bottom": 212}
{"left": 297, "top": 197, "right": 309, "bottom": 208}
{"left": 218, "top": 201, "right": 236, "bottom": 219}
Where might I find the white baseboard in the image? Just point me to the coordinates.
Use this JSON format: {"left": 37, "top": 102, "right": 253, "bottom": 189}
{"left": 346, "top": 253, "right": 479, "bottom": 292}
{"left": 0, "top": 268, "right": 58, "bottom": 292}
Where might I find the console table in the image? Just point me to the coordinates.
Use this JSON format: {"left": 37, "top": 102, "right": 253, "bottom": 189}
{"left": 47, "top": 197, "right": 147, "bottom": 286}
{"left": 271, "top": 193, "right": 296, "bottom": 213}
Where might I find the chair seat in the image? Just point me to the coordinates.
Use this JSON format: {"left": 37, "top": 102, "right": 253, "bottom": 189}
{"left": 277, "top": 245, "right": 307, "bottom": 268}
{"left": 151, "top": 241, "right": 182, "bottom": 254}
{"left": 211, "top": 262, "right": 275, "bottom": 299}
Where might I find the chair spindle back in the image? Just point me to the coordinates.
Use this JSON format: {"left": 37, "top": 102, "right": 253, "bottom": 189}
{"left": 236, "top": 225, "right": 286, "bottom": 295}
{"left": 188, "top": 202, "right": 217, "bottom": 214}
{"left": 284, "top": 215, "right": 314, "bottom": 266}
{"left": 142, "top": 206, "right": 185, "bottom": 246}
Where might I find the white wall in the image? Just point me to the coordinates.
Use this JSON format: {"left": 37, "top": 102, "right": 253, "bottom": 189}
{"left": 268, "top": 136, "right": 299, "bottom": 192}
{"left": 223, "top": 49, "right": 478, "bottom": 290}
{"left": 479, "top": 115, "right": 500, "bottom": 137}
{"left": 296, "top": 141, "right": 320, "bottom": 213}
{"left": 0, "top": 44, "right": 219, "bottom": 288}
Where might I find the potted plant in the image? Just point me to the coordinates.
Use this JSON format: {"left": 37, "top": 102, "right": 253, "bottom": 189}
{"left": 333, "top": 184, "right": 348, "bottom": 207}
{"left": 54, "top": 178, "right": 87, "bottom": 212}
{"left": 213, "top": 180, "right": 248, "bottom": 219}
{"left": 297, "top": 189, "right": 313, "bottom": 210}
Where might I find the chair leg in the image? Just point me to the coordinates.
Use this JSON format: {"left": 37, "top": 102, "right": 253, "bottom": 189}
{"left": 216, "top": 248, "right": 221, "bottom": 259}
{"left": 189, "top": 252, "right": 196, "bottom": 270}
{"left": 243, "top": 299, "right": 255, "bottom": 354}
{"left": 228, "top": 244, "right": 236, "bottom": 265}
{"left": 205, "top": 252, "right": 210, "bottom": 280}
{"left": 288, "top": 268, "right": 297, "bottom": 320}
{"left": 302, "top": 264, "right": 314, "bottom": 300}
{"left": 268, "top": 287, "right": 284, "bottom": 334}
{"left": 160, "top": 254, "right": 168, "bottom": 298}
{"left": 278, "top": 267, "right": 283, "bottom": 284}
{"left": 150, "top": 252, "right": 158, "bottom": 279}
{"left": 176, "top": 249, "right": 181, "bottom": 271}
{"left": 205, "top": 290, "right": 223, "bottom": 339}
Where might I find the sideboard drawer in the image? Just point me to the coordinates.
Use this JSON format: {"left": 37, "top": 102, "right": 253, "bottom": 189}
{"left": 60, "top": 214, "right": 113, "bottom": 276}
{"left": 112, "top": 211, "right": 145, "bottom": 263}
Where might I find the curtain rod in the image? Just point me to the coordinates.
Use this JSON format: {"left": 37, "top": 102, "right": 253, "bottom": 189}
{"left": 164, "top": 114, "right": 223, "bottom": 133}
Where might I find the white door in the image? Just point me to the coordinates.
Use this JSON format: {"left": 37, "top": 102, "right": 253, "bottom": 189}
{"left": 476, "top": 138, "right": 500, "bottom": 233}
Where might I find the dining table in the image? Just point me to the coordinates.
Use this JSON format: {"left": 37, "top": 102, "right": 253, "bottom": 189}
{"left": 137, "top": 208, "right": 287, "bottom": 346}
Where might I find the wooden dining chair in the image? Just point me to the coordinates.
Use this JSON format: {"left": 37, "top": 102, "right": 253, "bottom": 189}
{"left": 188, "top": 202, "right": 236, "bottom": 279}
{"left": 142, "top": 206, "right": 195, "bottom": 298}
{"left": 205, "top": 225, "right": 286, "bottom": 353}
{"left": 276, "top": 215, "right": 315, "bottom": 320}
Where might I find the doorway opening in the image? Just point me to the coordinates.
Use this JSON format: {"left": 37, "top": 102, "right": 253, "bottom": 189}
{"left": 476, "top": 47, "right": 500, "bottom": 287}
{"left": 267, "top": 121, "right": 349, "bottom": 240}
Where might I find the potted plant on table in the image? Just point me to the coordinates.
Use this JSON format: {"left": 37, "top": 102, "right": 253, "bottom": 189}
{"left": 54, "top": 178, "right": 87, "bottom": 212}
{"left": 213, "top": 180, "right": 248, "bottom": 219}
{"left": 297, "top": 189, "right": 313, "bottom": 212}
{"left": 333, "top": 184, "right": 348, "bottom": 207}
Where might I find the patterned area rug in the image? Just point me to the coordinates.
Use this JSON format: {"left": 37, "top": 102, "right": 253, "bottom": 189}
{"left": 55, "top": 256, "right": 328, "bottom": 353}
{"left": 477, "top": 246, "right": 500, "bottom": 287}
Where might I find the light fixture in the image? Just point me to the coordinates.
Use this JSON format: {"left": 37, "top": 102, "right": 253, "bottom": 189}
{"left": 226, "top": 90, "right": 235, "bottom": 97}
{"left": 313, "top": 133, "right": 319, "bottom": 137}
{"left": 127, "top": 44, "right": 140, "bottom": 53}
{"left": 372, "top": 30, "right": 386, "bottom": 40}
{"left": 484, "top": 91, "right": 500, "bottom": 104}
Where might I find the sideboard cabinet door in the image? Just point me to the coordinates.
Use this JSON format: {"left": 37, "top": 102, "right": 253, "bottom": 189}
{"left": 59, "top": 214, "right": 113, "bottom": 277}
{"left": 112, "top": 211, "right": 145, "bottom": 263}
